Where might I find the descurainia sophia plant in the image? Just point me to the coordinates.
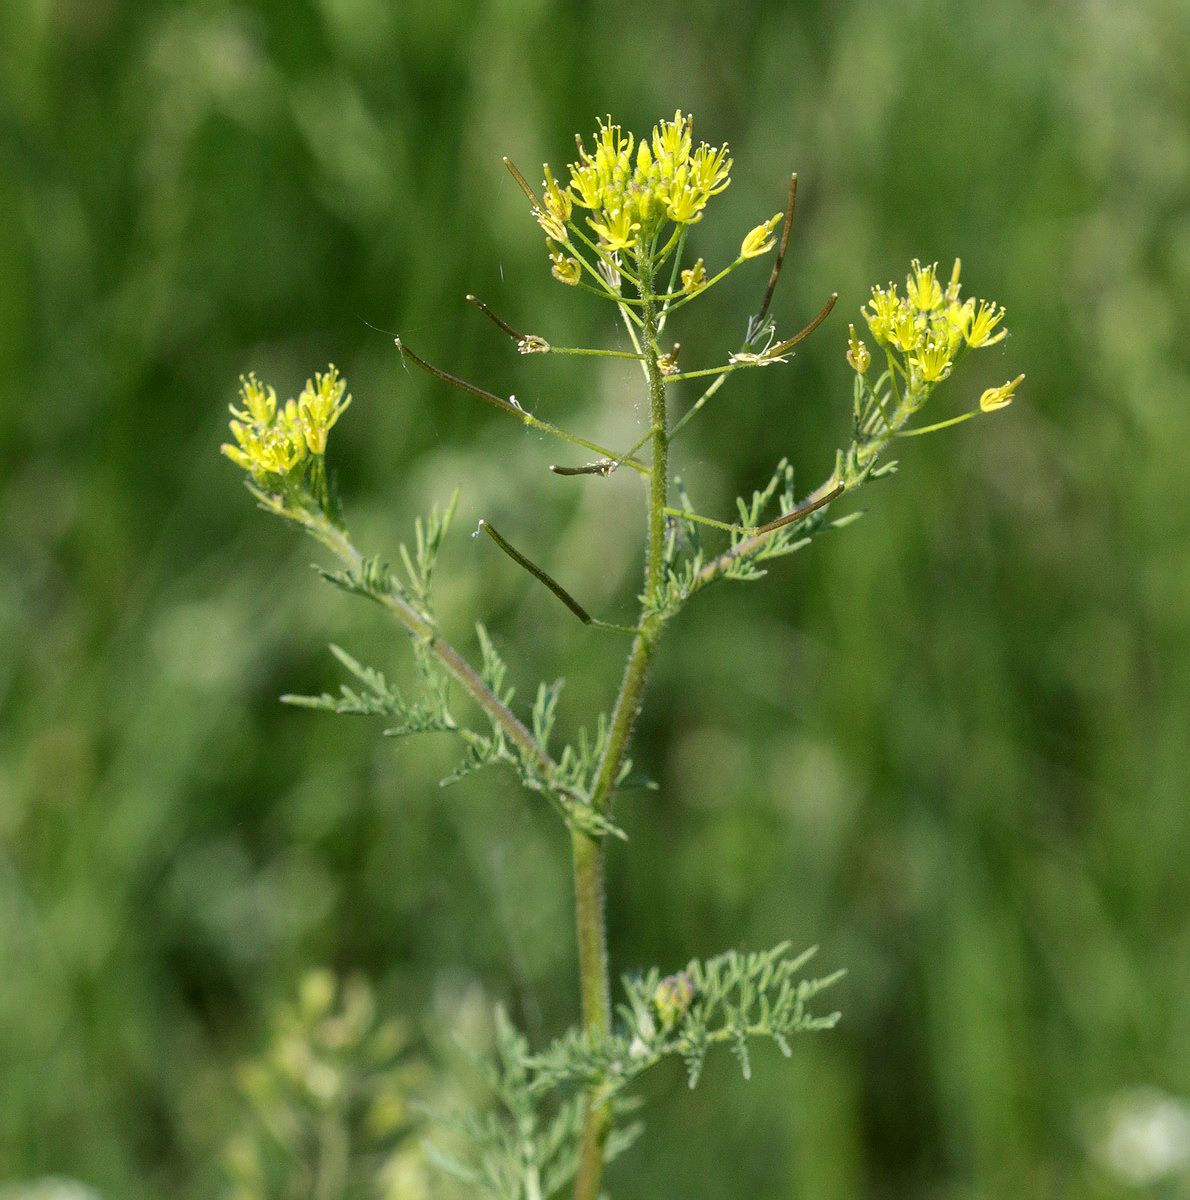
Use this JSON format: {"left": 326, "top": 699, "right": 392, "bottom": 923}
{"left": 221, "top": 112, "right": 1021, "bottom": 1200}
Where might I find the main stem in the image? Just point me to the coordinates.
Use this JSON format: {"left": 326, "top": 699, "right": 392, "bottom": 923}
{"left": 571, "top": 253, "right": 670, "bottom": 1200}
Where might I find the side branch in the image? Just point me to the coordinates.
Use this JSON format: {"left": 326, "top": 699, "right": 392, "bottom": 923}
{"left": 691, "top": 480, "right": 844, "bottom": 588}
{"left": 308, "top": 514, "right": 555, "bottom": 774}
{"left": 467, "top": 294, "right": 644, "bottom": 361}
{"left": 396, "top": 337, "right": 651, "bottom": 476}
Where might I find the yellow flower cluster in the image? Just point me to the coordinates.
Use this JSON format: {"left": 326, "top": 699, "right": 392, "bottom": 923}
{"left": 860, "top": 259, "right": 1008, "bottom": 387}
{"left": 543, "top": 112, "right": 732, "bottom": 256}
{"left": 843, "top": 259, "right": 1023, "bottom": 450}
{"left": 222, "top": 366, "right": 351, "bottom": 482}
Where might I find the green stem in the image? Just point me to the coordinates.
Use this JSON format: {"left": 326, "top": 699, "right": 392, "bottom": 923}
{"left": 571, "top": 251, "right": 671, "bottom": 1200}
{"left": 895, "top": 408, "right": 979, "bottom": 437}
{"left": 663, "top": 506, "right": 746, "bottom": 535}
{"left": 313, "top": 1113, "right": 348, "bottom": 1200}
{"left": 669, "top": 369, "right": 730, "bottom": 439}
{"left": 566, "top": 223, "right": 643, "bottom": 291}
{"left": 395, "top": 338, "right": 649, "bottom": 474}
{"left": 549, "top": 346, "right": 647, "bottom": 361}
{"left": 663, "top": 359, "right": 763, "bottom": 383}
{"left": 689, "top": 477, "right": 844, "bottom": 590}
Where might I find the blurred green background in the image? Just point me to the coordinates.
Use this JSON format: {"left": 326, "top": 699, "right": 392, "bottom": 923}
{"left": 2, "top": 0, "right": 1189, "bottom": 1196}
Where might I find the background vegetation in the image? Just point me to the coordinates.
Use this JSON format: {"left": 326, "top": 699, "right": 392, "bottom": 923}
{"left": 2, "top": 0, "right": 1188, "bottom": 1196}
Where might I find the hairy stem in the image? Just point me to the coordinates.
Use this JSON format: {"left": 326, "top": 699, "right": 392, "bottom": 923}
{"left": 572, "top": 253, "right": 670, "bottom": 1200}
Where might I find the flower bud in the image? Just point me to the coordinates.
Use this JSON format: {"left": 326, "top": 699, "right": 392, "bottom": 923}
{"left": 740, "top": 212, "right": 783, "bottom": 259}
{"left": 979, "top": 373, "right": 1024, "bottom": 412}
{"left": 846, "top": 324, "right": 870, "bottom": 374}
{"left": 549, "top": 251, "right": 581, "bottom": 286}
{"left": 680, "top": 258, "right": 707, "bottom": 296}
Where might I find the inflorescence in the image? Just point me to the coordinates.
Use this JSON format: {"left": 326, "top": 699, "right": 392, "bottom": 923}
{"left": 851, "top": 257, "right": 1023, "bottom": 415}
{"left": 548, "top": 112, "right": 730, "bottom": 254}
{"left": 524, "top": 112, "right": 782, "bottom": 296}
{"left": 221, "top": 366, "right": 351, "bottom": 485}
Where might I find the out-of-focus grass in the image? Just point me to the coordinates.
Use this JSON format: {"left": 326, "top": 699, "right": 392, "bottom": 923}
{"left": 1, "top": 0, "right": 1188, "bottom": 1196}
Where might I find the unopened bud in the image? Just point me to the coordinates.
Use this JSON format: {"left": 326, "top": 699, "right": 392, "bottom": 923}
{"left": 846, "top": 324, "right": 870, "bottom": 374}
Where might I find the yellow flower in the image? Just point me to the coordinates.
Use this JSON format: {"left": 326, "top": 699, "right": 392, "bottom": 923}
{"left": 223, "top": 411, "right": 305, "bottom": 481}
{"left": 906, "top": 259, "right": 943, "bottom": 311}
{"left": 535, "top": 211, "right": 566, "bottom": 242}
{"left": 965, "top": 300, "right": 1007, "bottom": 347}
{"left": 979, "top": 373, "right": 1024, "bottom": 412}
{"left": 297, "top": 365, "right": 352, "bottom": 455}
{"left": 850, "top": 259, "right": 1016, "bottom": 433}
{"left": 230, "top": 372, "right": 277, "bottom": 426}
{"left": 590, "top": 118, "right": 633, "bottom": 179}
{"left": 889, "top": 306, "right": 923, "bottom": 354}
{"left": 221, "top": 367, "right": 350, "bottom": 481}
{"left": 281, "top": 396, "right": 302, "bottom": 432}
{"left": 664, "top": 183, "right": 704, "bottom": 225}
{"left": 846, "top": 323, "right": 871, "bottom": 374}
{"left": 909, "top": 339, "right": 952, "bottom": 383}
{"left": 680, "top": 258, "right": 707, "bottom": 295}
{"left": 652, "top": 111, "right": 692, "bottom": 170}
{"left": 549, "top": 250, "right": 581, "bottom": 285}
{"left": 689, "top": 143, "right": 732, "bottom": 200}
{"left": 542, "top": 164, "right": 572, "bottom": 220}
{"left": 567, "top": 118, "right": 633, "bottom": 216}
{"left": 937, "top": 298, "right": 973, "bottom": 356}
{"left": 536, "top": 164, "right": 572, "bottom": 241}
{"left": 221, "top": 419, "right": 267, "bottom": 474}
{"left": 863, "top": 283, "right": 902, "bottom": 344}
{"left": 740, "top": 212, "right": 783, "bottom": 259}
{"left": 568, "top": 160, "right": 602, "bottom": 210}
{"left": 588, "top": 205, "right": 639, "bottom": 252}
{"left": 259, "top": 422, "right": 307, "bottom": 475}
